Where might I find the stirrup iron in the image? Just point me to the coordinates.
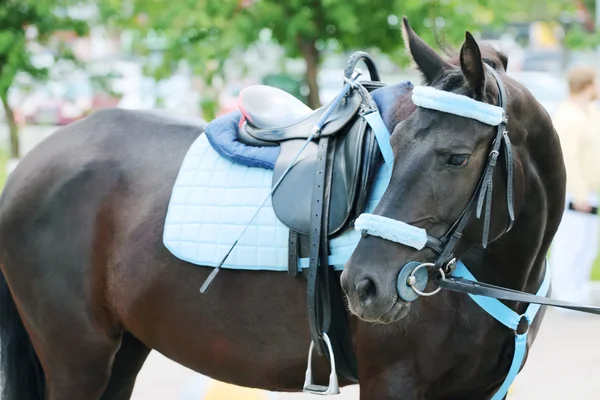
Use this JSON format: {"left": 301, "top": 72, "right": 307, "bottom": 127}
{"left": 302, "top": 333, "right": 340, "bottom": 395}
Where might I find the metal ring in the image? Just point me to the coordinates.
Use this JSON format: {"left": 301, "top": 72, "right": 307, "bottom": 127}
{"left": 408, "top": 263, "right": 445, "bottom": 297}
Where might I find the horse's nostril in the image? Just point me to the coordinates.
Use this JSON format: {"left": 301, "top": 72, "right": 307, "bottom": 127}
{"left": 356, "top": 278, "right": 377, "bottom": 307}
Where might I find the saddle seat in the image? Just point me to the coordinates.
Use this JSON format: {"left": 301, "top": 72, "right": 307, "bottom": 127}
{"left": 239, "top": 85, "right": 313, "bottom": 130}
{"left": 237, "top": 84, "right": 363, "bottom": 147}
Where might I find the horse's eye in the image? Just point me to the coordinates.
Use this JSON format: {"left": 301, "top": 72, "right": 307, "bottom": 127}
{"left": 448, "top": 154, "right": 470, "bottom": 167}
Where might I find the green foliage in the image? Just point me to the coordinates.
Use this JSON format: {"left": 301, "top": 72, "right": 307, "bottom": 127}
{"left": 564, "top": 24, "right": 600, "bottom": 49}
{"left": 0, "top": 0, "right": 89, "bottom": 96}
{"left": 106, "top": 0, "right": 560, "bottom": 77}
{"left": 0, "top": 0, "right": 90, "bottom": 158}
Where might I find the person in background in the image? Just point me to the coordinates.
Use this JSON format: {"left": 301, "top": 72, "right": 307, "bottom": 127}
{"left": 550, "top": 65, "right": 600, "bottom": 305}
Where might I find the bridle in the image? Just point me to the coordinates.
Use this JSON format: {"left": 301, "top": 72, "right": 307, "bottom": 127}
{"left": 353, "top": 61, "right": 600, "bottom": 400}
{"left": 425, "top": 64, "right": 515, "bottom": 272}
{"left": 356, "top": 63, "right": 516, "bottom": 300}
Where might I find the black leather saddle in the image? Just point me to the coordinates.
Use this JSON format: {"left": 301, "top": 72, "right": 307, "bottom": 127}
{"left": 234, "top": 51, "right": 387, "bottom": 390}
{"left": 237, "top": 80, "right": 382, "bottom": 238}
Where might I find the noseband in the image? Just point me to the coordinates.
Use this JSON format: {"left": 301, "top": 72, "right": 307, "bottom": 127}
{"left": 356, "top": 64, "right": 515, "bottom": 296}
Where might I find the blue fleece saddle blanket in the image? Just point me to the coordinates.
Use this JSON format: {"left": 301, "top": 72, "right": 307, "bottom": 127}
{"left": 163, "top": 82, "right": 412, "bottom": 271}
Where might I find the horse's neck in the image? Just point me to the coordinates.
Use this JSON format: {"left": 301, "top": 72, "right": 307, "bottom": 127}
{"left": 462, "top": 199, "right": 549, "bottom": 297}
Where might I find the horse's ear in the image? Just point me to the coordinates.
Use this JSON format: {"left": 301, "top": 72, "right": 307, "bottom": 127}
{"left": 460, "top": 32, "right": 485, "bottom": 97}
{"left": 401, "top": 16, "right": 452, "bottom": 84}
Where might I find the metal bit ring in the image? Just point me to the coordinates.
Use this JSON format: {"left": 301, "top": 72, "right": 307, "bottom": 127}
{"left": 408, "top": 262, "right": 445, "bottom": 297}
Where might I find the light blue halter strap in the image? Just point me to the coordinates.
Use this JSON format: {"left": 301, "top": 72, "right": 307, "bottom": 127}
{"left": 453, "top": 260, "right": 551, "bottom": 400}
{"left": 362, "top": 110, "right": 394, "bottom": 166}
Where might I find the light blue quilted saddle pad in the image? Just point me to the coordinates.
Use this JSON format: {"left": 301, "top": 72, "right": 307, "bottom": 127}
{"left": 161, "top": 81, "right": 416, "bottom": 272}
{"left": 162, "top": 133, "right": 392, "bottom": 272}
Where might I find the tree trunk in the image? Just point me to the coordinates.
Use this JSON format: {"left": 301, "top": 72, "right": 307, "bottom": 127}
{"left": 299, "top": 38, "right": 321, "bottom": 109}
{"left": 1, "top": 94, "right": 19, "bottom": 159}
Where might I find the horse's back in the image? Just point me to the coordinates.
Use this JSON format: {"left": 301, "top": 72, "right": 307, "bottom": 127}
{"left": 0, "top": 107, "right": 206, "bottom": 288}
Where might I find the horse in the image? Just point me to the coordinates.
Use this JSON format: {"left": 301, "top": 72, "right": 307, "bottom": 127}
{"left": 0, "top": 17, "right": 564, "bottom": 400}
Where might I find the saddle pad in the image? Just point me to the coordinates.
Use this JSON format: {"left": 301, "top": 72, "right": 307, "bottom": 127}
{"left": 201, "top": 82, "right": 413, "bottom": 170}
{"left": 163, "top": 134, "right": 392, "bottom": 272}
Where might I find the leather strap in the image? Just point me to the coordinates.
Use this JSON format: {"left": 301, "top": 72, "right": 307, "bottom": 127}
{"left": 307, "top": 136, "right": 329, "bottom": 356}
{"left": 319, "top": 137, "right": 336, "bottom": 336}
{"left": 438, "top": 276, "right": 600, "bottom": 315}
{"left": 305, "top": 134, "right": 359, "bottom": 380}
{"left": 503, "top": 131, "right": 515, "bottom": 231}
{"left": 288, "top": 231, "right": 299, "bottom": 277}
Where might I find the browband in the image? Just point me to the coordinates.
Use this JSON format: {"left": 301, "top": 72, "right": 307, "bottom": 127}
{"left": 411, "top": 86, "right": 505, "bottom": 126}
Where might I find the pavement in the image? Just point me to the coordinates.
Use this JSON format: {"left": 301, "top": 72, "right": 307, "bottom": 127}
{"left": 129, "top": 306, "right": 600, "bottom": 400}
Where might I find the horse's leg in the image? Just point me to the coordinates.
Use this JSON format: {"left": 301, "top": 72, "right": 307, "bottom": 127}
{"left": 99, "top": 333, "right": 151, "bottom": 400}
{"left": 41, "top": 333, "right": 120, "bottom": 400}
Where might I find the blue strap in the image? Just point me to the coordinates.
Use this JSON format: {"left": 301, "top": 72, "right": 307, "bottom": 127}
{"left": 491, "top": 333, "right": 527, "bottom": 400}
{"left": 452, "top": 261, "right": 521, "bottom": 330}
{"left": 363, "top": 111, "right": 393, "bottom": 166}
{"left": 452, "top": 260, "right": 551, "bottom": 400}
{"left": 298, "top": 250, "right": 353, "bottom": 271}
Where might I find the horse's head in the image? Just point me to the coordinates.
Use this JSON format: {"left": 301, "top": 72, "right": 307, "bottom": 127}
{"left": 341, "top": 17, "right": 564, "bottom": 324}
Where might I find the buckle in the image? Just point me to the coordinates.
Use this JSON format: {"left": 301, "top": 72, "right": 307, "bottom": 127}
{"left": 489, "top": 149, "right": 499, "bottom": 167}
{"left": 302, "top": 333, "right": 340, "bottom": 395}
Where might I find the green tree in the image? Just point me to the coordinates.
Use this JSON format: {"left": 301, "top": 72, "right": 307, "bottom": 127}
{"left": 103, "top": 0, "right": 534, "bottom": 111}
{"left": 104, "top": 0, "right": 573, "bottom": 113}
{"left": 0, "top": 0, "right": 87, "bottom": 159}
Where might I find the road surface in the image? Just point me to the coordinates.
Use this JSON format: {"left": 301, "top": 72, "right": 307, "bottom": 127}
{"left": 129, "top": 306, "right": 600, "bottom": 400}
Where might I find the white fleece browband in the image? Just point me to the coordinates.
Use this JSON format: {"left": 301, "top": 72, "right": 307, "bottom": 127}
{"left": 354, "top": 213, "right": 428, "bottom": 250}
{"left": 411, "top": 86, "right": 504, "bottom": 126}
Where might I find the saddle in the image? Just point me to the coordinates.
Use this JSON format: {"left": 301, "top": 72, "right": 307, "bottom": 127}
{"left": 234, "top": 52, "right": 388, "bottom": 394}
{"left": 237, "top": 72, "right": 384, "bottom": 239}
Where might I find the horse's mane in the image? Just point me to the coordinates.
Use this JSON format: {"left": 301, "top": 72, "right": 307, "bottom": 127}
{"left": 392, "top": 43, "right": 509, "bottom": 125}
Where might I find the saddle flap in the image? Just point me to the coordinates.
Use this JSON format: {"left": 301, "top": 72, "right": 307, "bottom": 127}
{"left": 271, "top": 115, "right": 378, "bottom": 236}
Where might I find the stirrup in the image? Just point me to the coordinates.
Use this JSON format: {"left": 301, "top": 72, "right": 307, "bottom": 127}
{"left": 302, "top": 332, "right": 340, "bottom": 395}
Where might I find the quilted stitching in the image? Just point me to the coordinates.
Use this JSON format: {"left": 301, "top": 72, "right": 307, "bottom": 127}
{"left": 163, "top": 134, "right": 391, "bottom": 271}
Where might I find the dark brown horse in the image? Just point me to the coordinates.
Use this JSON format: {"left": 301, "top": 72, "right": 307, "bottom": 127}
{"left": 0, "top": 19, "right": 564, "bottom": 400}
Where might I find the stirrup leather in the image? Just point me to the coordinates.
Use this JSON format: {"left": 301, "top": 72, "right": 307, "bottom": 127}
{"left": 302, "top": 333, "right": 340, "bottom": 395}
